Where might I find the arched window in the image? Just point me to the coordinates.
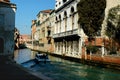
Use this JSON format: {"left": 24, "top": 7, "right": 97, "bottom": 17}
{"left": 59, "top": 14, "right": 61, "bottom": 20}
{"left": 70, "top": 7, "right": 75, "bottom": 29}
{"left": 64, "top": 11, "right": 67, "bottom": 18}
{"left": 64, "top": 11, "right": 67, "bottom": 31}
{"left": 71, "top": 6, "right": 74, "bottom": 13}
{"left": 55, "top": 16, "right": 58, "bottom": 34}
{"left": 63, "top": 0, "right": 67, "bottom": 3}
{"left": 76, "top": 3, "right": 80, "bottom": 11}
{"left": 59, "top": 14, "right": 61, "bottom": 33}
{"left": 56, "top": 16, "right": 58, "bottom": 22}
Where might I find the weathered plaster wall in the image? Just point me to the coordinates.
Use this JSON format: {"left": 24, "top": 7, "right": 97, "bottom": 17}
{"left": 0, "top": 4, "right": 16, "bottom": 55}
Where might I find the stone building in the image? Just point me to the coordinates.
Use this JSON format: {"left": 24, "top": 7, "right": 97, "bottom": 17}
{"left": 53, "top": 0, "right": 85, "bottom": 58}
{"left": 31, "top": 20, "right": 37, "bottom": 47}
{"left": 53, "top": 0, "right": 120, "bottom": 59}
{"left": 14, "top": 27, "right": 20, "bottom": 49}
{"left": 79, "top": 0, "right": 120, "bottom": 64}
{"left": 30, "top": 0, "right": 120, "bottom": 65}
{"left": 49, "top": 10, "right": 55, "bottom": 52}
{"left": 32, "top": 9, "right": 54, "bottom": 52}
{"left": 0, "top": 0, "right": 16, "bottom": 55}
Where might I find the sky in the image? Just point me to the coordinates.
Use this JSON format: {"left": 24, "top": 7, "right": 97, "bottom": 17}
{"left": 10, "top": 0, "right": 55, "bottom": 35}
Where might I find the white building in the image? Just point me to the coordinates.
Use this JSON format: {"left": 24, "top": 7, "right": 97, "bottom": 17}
{"left": 53, "top": 0, "right": 120, "bottom": 59}
{"left": 0, "top": 0, "right": 16, "bottom": 55}
{"left": 53, "top": 0, "right": 85, "bottom": 58}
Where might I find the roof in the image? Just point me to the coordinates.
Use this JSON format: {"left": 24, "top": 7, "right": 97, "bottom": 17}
{"left": 50, "top": 9, "right": 55, "bottom": 15}
{"left": 0, "top": 0, "right": 10, "bottom": 3}
{"left": 37, "top": 9, "right": 53, "bottom": 16}
{"left": 0, "top": 0, "right": 16, "bottom": 6}
{"left": 40, "top": 9, "right": 52, "bottom": 13}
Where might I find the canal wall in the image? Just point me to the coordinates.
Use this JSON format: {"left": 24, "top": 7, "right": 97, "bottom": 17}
{"left": 48, "top": 53, "right": 120, "bottom": 70}
{"left": 28, "top": 46, "right": 120, "bottom": 70}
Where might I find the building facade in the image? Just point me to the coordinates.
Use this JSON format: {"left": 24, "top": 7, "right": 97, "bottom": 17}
{"left": 31, "top": 9, "right": 54, "bottom": 52}
{"left": 53, "top": 0, "right": 120, "bottom": 58}
{"left": 30, "top": 0, "right": 120, "bottom": 65}
{"left": 31, "top": 20, "right": 37, "bottom": 47}
{"left": 49, "top": 10, "right": 55, "bottom": 52}
{"left": 0, "top": 0, "right": 16, "bottom": 55}
{"left": 53, "top": 0, "right": 86, "bottom": 58}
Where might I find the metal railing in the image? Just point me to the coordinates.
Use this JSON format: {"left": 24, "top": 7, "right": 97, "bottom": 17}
{"left": 53, "top": 29, "right": 78, "bottom": 38}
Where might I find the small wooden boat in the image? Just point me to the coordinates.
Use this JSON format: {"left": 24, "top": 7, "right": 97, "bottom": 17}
{"left": 34, "top": 53, "right": 50, "bottom": 63}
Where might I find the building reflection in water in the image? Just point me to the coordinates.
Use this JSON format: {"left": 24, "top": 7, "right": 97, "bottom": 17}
{"left": 14, "top": 49, "right": 36, "bottom": 64}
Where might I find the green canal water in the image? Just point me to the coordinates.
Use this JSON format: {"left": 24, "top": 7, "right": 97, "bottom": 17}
{"left": 14, "top": 49, "right": 120, "bottom": 80}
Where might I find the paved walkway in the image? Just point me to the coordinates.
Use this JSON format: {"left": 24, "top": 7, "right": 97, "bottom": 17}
{"left": 0, "top": 55, "right": 42, "bottom": 80}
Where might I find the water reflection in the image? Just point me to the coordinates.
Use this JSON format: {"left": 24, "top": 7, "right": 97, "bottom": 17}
{"left": 14, "top": 49, "right": 35, "bottom": 63}
{"left": 14, "top": 49, "right": 120, "bottom": 80}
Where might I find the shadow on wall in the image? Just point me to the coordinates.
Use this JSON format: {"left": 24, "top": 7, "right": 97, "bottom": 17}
{"left": 0, "top": 38, "right": 4, "bottom": 53}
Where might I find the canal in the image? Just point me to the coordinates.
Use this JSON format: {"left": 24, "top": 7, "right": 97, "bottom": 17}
{"left": 14, "top": 49, "right": 120, "bottom": 80}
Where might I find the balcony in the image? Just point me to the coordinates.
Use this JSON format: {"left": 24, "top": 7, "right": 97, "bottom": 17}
{"left": 53, "top": 29, "right": 78, "bottom": 38}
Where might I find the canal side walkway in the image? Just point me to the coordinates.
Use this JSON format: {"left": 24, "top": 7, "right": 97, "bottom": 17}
{"left": 0, "top": 55, "right": 52, "bottom": 80}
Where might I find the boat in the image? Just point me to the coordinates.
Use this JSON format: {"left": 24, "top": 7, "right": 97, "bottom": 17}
{"left": 34, "top": 53, "right": 50, "bottom": 63}
{"left": 18, "top": 43, "right": 27, "bottom": 49}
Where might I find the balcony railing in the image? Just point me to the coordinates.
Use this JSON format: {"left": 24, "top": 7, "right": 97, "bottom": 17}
{"left": 53, "top": 29, "right": 78, "bottom": 38}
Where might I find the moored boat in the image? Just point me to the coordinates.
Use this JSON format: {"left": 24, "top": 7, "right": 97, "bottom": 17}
{"left": 34, "top": 53, "right": 50, "bottom": 63}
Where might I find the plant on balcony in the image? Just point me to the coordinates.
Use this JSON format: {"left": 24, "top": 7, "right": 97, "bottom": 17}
{"left": 86, "top": 45, "right": 99, "bottom": 54}
{"left": 77, "top": 0, "right": 106, "bottom": 40}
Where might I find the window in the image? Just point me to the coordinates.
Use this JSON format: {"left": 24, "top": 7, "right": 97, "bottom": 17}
{"left": 48, "top": 30, "right": 51, "bottom": 36}
{"left": 64, "top": 11, "right": 67, "bottom": 18}
{"left": 63, "top": 0, "right": 67, "bottom": 3}
{"left": 71, "top": 7, "right": 75, "bottom": 29}
{"left": 59, "top": 2, "right": 61, "bottom": 5}
{"left": 0, "top": 14, "right": 4, "bottom": 25}
{"left": 47, "top": 37, "right": 51, "bottom": 44}
{"left": 59, "top": 15, "right": 61, "bottom": 20}
{"left": 56, "top": 5, "right": 57, "bottom": 7}
{"left": 48, "top": 39, "right": 51, "bottom": 44}
{"left": 59, "top": 15, "right": 61, "bottom": 33}
{"left": 71, "top": 7, "right": 74, "bottom": 13}
{"left": 38, "top": 20, "right": 40, "bottom": 25}
{"left": 64, "top": 11, "right": 67, "bottom": 31}
{"left": 56, "top": 17, "right": 58, "bottom": 22}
